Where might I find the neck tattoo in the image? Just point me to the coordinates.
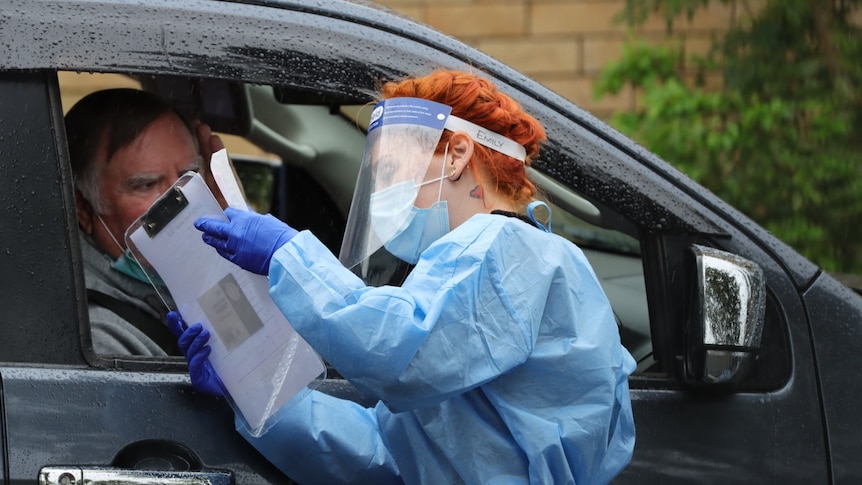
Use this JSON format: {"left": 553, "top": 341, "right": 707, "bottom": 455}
{"left": 470, "top": 185, "right": 484, "bottom": 199}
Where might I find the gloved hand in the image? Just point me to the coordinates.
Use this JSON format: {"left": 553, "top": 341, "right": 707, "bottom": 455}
{"left": 166, "top": 311, "right": 225, "bottom": 397}
{"left": 194, "top": 207, "right": 298, "bottom": 275}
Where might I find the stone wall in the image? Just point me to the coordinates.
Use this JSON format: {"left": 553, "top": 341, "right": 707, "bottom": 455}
{"left": 374, "top": 0, "right": 740, "bottom": 119}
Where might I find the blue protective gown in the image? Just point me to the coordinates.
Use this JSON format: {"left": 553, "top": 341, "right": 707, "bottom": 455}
{"left": 240, "top": 213, "right": 636, "bottom": 485}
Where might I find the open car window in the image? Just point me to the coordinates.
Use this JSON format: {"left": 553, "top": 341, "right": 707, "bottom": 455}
{"left": 59, "top": 71, "right": 655, "bottom": 375}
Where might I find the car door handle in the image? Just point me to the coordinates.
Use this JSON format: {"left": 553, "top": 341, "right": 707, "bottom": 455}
{"left": 39, "top": 466, "right": 232, "bottom": 485}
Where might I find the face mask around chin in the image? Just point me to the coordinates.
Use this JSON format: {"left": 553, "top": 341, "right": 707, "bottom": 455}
{"left": 111, "top": 249, "right": 165, "bottom": 286}
{"left": 94, "top": 212, "right": 164, "bottom": 286}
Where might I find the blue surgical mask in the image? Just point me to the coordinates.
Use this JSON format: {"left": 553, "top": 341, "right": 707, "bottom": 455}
{"left": 372, "top": 145, "right": 452, "bottom": 264}
{"left": 370, "top": 180, "right": 420, "bottom": 244}
{"left": 384, "top": 200, "right": 450, "bottom": 264}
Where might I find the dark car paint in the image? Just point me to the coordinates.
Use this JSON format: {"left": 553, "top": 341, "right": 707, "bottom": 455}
{"left": 0, "top": 71, "right": 281, "bottom": 482}
{"left": 0, "top": 0, "right": 860, "bottom": 484}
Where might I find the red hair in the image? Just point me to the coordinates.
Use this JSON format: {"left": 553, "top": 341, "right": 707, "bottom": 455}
{"left": 381, "top": 69, "right": 547, "bottom": 207}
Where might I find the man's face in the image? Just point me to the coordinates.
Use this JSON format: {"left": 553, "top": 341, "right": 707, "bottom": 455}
{"left": 84, "top": 112, "right": 201, "bottom": 259}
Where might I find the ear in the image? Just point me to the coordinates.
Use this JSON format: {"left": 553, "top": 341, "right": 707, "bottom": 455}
{"left": 447, "top": 132, "right": 474, "bottom": 180}
{"left": 75, "top": 190, "right": 96, "bottom": 236}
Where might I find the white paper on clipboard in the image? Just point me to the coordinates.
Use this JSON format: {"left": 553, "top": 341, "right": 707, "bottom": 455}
{"left": 125, "top": 172, "right": 325, "bottom": 436}
{"left": 210, "top": 148, "right": 249, "bottom": 211}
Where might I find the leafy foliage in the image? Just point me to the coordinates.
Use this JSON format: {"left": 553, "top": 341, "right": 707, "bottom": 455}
{"left": 596, "top": 0, "right": 862, "bottom": 273}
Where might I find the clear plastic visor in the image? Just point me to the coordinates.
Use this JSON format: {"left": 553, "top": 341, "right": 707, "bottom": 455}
{"left": 339, "top": 98, "right": 452, "bottom": 270}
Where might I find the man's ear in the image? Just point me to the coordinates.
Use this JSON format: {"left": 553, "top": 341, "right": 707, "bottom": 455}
{"left": 75, "top": 190, "right": 95, "bottom": 235}
{"left": 447, "top": 132, "right": 474, "bottom": 180}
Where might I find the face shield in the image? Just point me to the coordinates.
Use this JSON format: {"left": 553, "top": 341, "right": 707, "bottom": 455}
{"left": 339, "top": 97, "right": 527, "bottom": 274}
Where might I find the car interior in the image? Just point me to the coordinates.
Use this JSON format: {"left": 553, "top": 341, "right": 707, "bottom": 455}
{"left": 59, "top": 71, "right": 655, "bottom": 373}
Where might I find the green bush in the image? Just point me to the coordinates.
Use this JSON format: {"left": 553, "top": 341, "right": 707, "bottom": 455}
{"left": 596, "top": 0, "right": 862, "bottom": 273}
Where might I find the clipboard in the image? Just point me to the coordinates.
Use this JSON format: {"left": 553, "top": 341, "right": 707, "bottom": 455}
{"left": 125, "top": 172, "right": 325, "bottom": 437}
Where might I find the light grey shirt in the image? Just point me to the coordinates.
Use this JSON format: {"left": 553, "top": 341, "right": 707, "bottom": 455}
{"left": 80, "top": 233, "right": 174, "bottom": 356}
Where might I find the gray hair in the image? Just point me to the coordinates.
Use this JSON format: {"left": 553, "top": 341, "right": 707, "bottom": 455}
{"left": 65, "top": 88, "right": 195, "bottom": 214}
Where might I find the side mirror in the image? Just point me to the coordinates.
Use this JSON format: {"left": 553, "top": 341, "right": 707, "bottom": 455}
{"left": 684, "top": 245, "right": 766, "bottom": 385}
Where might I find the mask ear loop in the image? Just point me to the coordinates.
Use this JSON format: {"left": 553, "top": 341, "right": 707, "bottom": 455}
{"left": 96, "top": 213, "right": 172, "bottom": 312}
{"left": 95, "top": 212, "right": 127, "bottom": 255}
{"left": 527, "top": 200, "right": 552, "bottom": 233}
{"left": 437, "top": 143, "right": 448, "bottom": 203}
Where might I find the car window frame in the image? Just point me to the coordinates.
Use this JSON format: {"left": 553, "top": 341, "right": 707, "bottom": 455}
{"left": 13, "top": 0, "right": 795, "bottom": 389}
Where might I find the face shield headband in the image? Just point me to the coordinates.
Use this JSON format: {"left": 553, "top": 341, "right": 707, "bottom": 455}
{"left": 442, "top": 115, "right": 526, "bottom": 163}
{"left": 338, "top": 97, "right": 526, "bottom": 275}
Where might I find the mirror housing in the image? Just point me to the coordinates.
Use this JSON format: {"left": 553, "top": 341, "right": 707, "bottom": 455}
{"left": 684, "top": 245, "right": 766, "bottom": 386}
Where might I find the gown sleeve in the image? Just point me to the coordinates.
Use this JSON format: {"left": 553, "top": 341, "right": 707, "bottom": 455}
{"left": 237, "top": 389, "right": 401, "bottom": 485}
{"left": 268, "top": 221, "right": 549, "bottom": 411}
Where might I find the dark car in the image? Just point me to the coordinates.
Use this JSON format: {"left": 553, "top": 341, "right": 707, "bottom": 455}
{"left": 1, "top": 0, "right": 860, "bottom": 483}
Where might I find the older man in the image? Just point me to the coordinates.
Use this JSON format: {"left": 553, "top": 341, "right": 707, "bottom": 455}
{"left": 66, "top": 88, "right": 226, "bottom": 356}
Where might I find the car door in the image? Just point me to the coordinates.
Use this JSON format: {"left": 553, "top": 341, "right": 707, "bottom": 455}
{"left": 0, "top": 69, "right": 296, "bottom": 484}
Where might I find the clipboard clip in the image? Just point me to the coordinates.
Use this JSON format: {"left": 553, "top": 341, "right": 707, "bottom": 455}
{"left": 142, "top": 185, "right": 189, "bottom": 237}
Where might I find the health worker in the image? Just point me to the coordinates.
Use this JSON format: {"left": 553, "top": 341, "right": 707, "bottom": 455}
{"left": 172, "top": 69, "right": 636, "bottom": 485}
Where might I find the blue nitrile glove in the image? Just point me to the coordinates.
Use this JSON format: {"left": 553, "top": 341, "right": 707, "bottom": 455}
{"left": 166, "top": 311, "right": 224, "bottom": 397}
{"left": 194, "top": 207, "right": 298, "bottom": 275}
